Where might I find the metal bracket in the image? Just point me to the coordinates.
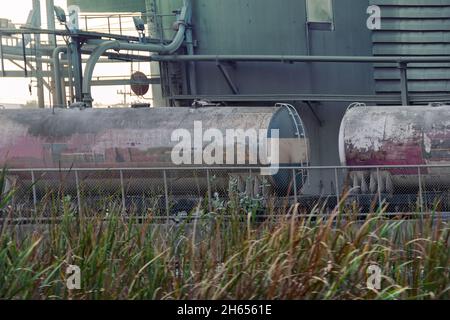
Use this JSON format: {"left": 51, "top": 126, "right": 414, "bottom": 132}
{"left": 216, "top": 62, "right": 239, "bottom": 95}
{"left": 304, "top": 101, "right": 323, "bottom": 127}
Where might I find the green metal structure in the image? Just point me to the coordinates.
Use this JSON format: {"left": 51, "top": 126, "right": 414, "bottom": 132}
{"left": 67, "top": 0, "right": 146, "bottom": 12}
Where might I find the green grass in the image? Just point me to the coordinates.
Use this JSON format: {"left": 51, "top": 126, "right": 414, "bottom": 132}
{"left": 0, "top": 168, "right": 448, "bottom": 300}
{"left": 0, "top": 196, "right": 448, "bottom": 300}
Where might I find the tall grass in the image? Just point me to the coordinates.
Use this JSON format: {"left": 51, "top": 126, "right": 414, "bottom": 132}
{"left": 0, "top": 192, "right": 448, "bottom": 300}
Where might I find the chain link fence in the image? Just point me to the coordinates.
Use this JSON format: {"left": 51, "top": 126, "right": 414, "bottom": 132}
{"left": 2, "top": 165, "right": 450, "bottom": 219}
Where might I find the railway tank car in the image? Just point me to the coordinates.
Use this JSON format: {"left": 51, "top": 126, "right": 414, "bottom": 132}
{"left": 0, "top": 105, "right": 309, "bottom": 198}
{"left": 339, "top": 104, "right": 450, "bottom": 197}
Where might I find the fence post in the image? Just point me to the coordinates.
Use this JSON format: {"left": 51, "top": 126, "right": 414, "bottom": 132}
{"left": 249, "top": 168, "right": 252, "bottom": 197}
{"left": 292, "top": 168, "right": 298, "bottom": 204}
{"left": 206, "top": 169, "right": 212, "bottom": 213}
{"left": 75, "top": 170, "right": 82, "bottom": 215}
{"left": 418, "top": 167, "right": 423, "bottom": 211}
{"left": 376, "top": 168, "right": 382, "bottom": 212}
{"left": 31, "top": 171, "right": 37, "bottom": 212}
{"left": 163, "top": 170, "right": 170, "bottom": 217}
{"left": 120, "top": 170, "right": 126, "bottom": 212}
{"left": 334, "top": 168, "right": 340, "bottom": 206}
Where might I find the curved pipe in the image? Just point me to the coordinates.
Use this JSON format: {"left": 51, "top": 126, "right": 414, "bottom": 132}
{"left": 52, "top": 46, "right": 67, "bottom": 108}
{"left": 82, "top": 0, "right": 191, "bottom": 107}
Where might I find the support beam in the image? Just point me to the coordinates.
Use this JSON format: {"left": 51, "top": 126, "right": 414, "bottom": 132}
{"left": 33, "top": 0, "right": 45, "bottom": 108}
{"left": 46, "top": 0, "right": 56, "bottom": 47}
{"left": 0, "top": 70, "right": 52, "bottom": 77}
{"left": 7, "top": 58, "right": 53, "bottom": 89}
{"left": 304, "top": 101, "right": 323, "bottom": 127}
{"left": 65, "top": 78, "right": 161, "bottom": 87}
{"left": 217, "top": 62, "right": 239, "bottom": 95}
{"left": 399, "top": 62, "right": 410, "bottom": 106}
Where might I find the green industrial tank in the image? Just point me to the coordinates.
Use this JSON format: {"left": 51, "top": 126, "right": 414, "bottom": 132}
{"left": 66, "top": 0, "right": 146, "bottom": 12}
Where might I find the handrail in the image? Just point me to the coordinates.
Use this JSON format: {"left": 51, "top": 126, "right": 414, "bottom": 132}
{"left": 149, "top": 54, "right": 450, "bottom": 64}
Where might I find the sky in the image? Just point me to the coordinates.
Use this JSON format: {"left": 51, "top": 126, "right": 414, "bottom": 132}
{"left": 0, "top": 0, "right": 151, "bottom": 107}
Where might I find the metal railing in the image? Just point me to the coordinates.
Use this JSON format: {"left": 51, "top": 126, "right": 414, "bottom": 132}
{"left": 3, "top": 164, "right": 450, "bottom": 219}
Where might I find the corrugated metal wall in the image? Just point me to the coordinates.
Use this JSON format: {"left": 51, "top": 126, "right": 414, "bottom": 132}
{"left": 371, "top": 0, "right": 450, "bottom": 95}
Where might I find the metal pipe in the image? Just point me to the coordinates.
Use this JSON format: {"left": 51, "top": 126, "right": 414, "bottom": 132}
{"left": 52, "top": 46, "right": 67, "bottom": 108}
{"left": 52, "top": 46, "right": 154, "bottom": 108}
{"left": 149, "top": 54, "right": 450, "bottom": 64}
{"left": 33, "top": 0, "right": 45, "bottom": 108}
{"left": 82, "top": 0, "right": 191, "bottom": 107}
{"left": 184, "top": 3, "right": 197, "bottom": 95}
{"left": 69, "top": 37, "right": 84, "bottom": 102}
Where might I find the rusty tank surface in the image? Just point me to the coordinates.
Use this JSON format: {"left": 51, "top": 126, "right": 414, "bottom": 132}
{"left": 0, "top": 106, "right": 309, "bottom": 196}
{"left": 339, "top": 104, "right": 450, "bottom": 194}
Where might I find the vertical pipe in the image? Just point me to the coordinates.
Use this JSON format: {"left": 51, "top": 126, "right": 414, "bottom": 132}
{"left": 206, "top": 169, "right": 212, "bottom": 213}
{"left": 120, "top": 170, "right": 126, "bottom": 212}
{"left": 75, "top": 170, "right": 82, "bottom": 215}
{"left": 70, "top": 38, "right": 83, "bottom": 102}
{"left": 399, "top": 62, "right": 409, "bottom": 106}
{"left": 46, "top": 0, "right": 57, "bottom": 106}
{"left": 52, "top": 46, "right": 66, "bottom": 108}
{"left": 119, "top": 15, "right": 123, "bottom": 35}
{"left": 163, "top": 170, "right": 170, "bottom": 217}
{"left": 67, "top": 45, "right": 75, "bottom": 103}
{"left": 31, "top": 171, "right": 37, "bottom": 212}
{"left": 33, "top": 0, "right": 45, "bottom": 108}
{"left": 107, "top": 16, "right": 111, "bottom": 34}
{"left": 185, "top": 16, "right": 197, "bottom": 95}
{"left": 292, "top": 169, "right": 298, "bottom": 204}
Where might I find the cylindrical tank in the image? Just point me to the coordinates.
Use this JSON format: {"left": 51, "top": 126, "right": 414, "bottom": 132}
{"left": 0, "top": 106, "right": 309, "bottom": 195}
{"left": 339, "top": 104, "right": 450, "bottom": 193}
